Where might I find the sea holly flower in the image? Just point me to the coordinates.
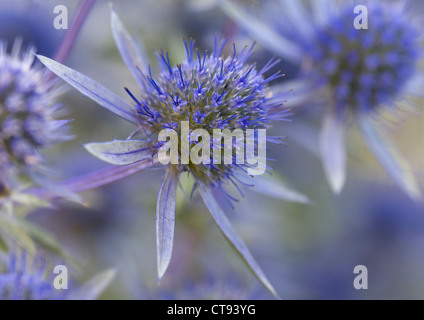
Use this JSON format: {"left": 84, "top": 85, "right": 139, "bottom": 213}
{"left": 0, "top": 252, "right": 62, "bottom": 300}
{"left": 0, "top": 40, "right": 72, "bottom": 188}
{"left": 0, "top": 0, "right": 96, "bottom": 192}
{"left": 221, "top": 0, "right": 423, "bottom": 200}
{"left": 0, "top": 252, "right": 115, "bottom": 300}
{"left": 37, "top": 8, "right": 310, "bottom": 298}
{"left": 0, "top": 0, "right": 97, "bottom": 258}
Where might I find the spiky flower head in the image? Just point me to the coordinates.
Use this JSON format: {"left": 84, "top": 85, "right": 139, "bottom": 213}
{"left": 307, "top": 2, "right": 420, "bottom": 113}
{"left": 0, "top": 41, "right": 71, "bottom": 185}
{"left": 0, "top": 253, "right": 63, "bottom": 300}
{"left": 0, "top": 252, "right": 115, "bottom": 300}
{"left": 125, "top": 37, "right": 287, "bottom": 186}
{"left": 221, "top": 0, "right": 423, "bottom": 199}
{"left": 37, "top": 8, "right": 309, "bottom": 299}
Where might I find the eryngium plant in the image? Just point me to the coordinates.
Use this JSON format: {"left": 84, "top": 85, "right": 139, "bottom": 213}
{"left": 221, "top": 0, "right": 423, "bottom": 200}
{"left": 37, "top": 8, "right": 310, "bottom": 298}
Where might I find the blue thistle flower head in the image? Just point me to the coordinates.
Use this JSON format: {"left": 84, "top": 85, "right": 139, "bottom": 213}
{"left": 0, "top": 253, "right": 64, "bottom": 300}
{"left": 306, "top": 3, "right": 420, "bottom": 112}
{"left": 0, "top": 252, "right": 115, "bottom": 300}
{"left": 0, "top": 40, "right": 71, "bottom": 185}
{"left": 37, "top": 8, "right": 310, "bottom": 299}
{"left": 222, "top": 0, "right": 423, "bottom": 199}
{"left": 125, "top": 37, "right": 286, "bottom": 186}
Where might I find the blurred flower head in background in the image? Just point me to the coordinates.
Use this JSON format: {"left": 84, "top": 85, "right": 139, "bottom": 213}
{"left": 0, "top": 251, "right": 115, "bottom": 300}
{"left": 307, "top": 2, "right": 419, "bottom": 113}
{"left": 0, "top": 252, "right": 64, "bottom": 300}
{"left": 0, "top": 40, "right": 72, "bottom": 187}
{"left": 221, "top": 0, "right": 423, "bottom": 200}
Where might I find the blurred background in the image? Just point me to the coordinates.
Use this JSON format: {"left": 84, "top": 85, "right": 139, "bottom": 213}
{"left": 1, "top": 0, "right": 423, "bottom": 299}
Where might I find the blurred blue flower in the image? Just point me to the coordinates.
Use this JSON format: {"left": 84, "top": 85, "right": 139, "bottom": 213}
{"left": 36, "top": 7, "right": 312, "bottom": 298}
{"left": 0, "top": 40, "right": 72, "bottom": 186}
{"left": 221, "top": 0, "right": 423, "bottom": 200}
{"left": 0, "top": 251, "right": 115, "bottom": 300}
{"left": 0, "top": 252, "right": 64, "bottom": 300}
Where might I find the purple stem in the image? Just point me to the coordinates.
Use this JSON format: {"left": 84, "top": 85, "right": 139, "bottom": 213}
{"left": 30, "top": 158, "right": 161, "bottom": 200}
{"left": 53, "top": 0, "right": 97, "bottom": 65}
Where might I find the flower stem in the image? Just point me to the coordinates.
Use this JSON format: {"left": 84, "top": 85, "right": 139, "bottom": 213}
{"left": 53, "top": 0, "right": 97, "bottom": 65}
{"left": 29, "top": 158, "right": 161, "bottom": 200}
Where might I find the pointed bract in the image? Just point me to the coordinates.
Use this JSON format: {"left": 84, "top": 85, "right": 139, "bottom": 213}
{"left": 84, "top": 139, "right": 153, "bottom": 165}
{"left": 311, "top": 0, "right": 333, "bottom": 25}
{"left": 198, "top": 183, "right": 280, "bottom": 299}
{"left": 37, "top": 55, "right": 138, "bottom": 124}
{"left": 359, "top": 116, "right": 422, "bottom": 202}
{"left": 320, "top": 108, "right": 346, "bottom": 194}
{"left": 219, "top": 0, "right": 302, "bottom": 64}
{"left": 67, "top": 269, "right": 116, "bottom": 300}
{"left": 110, "top": 7, "right": 149, "bottom": 89}
{"left": 278, "top": 0, "right": 313, "bottom": 38}
{"left": 156, "top": 168, "right": 179, "bottom": 281}
{"left": 270, "top": 79, "right": 312, "bottom": 108}
{"left": 252, "top": 175, "right": 310, "bottom": 204}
